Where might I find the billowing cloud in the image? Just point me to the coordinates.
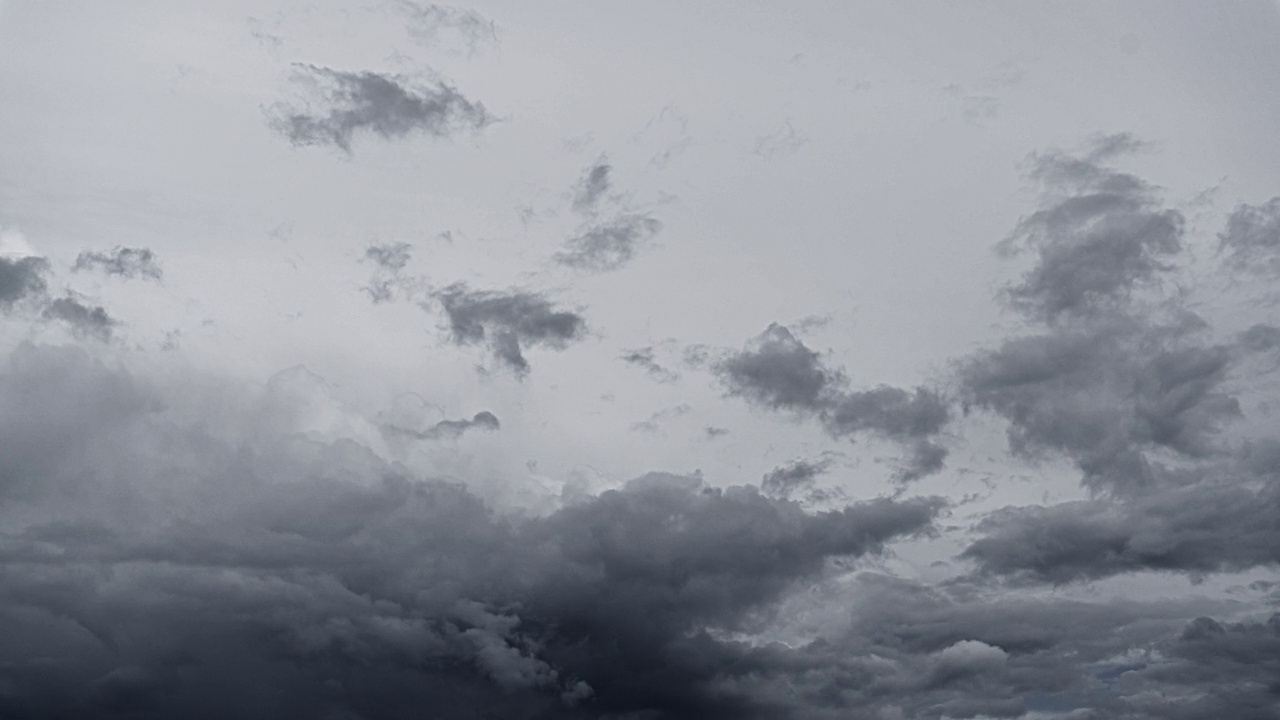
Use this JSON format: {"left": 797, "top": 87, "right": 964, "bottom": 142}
{"left": 268, "top": 65, "right": 493, "bottom": 152}
{"left": 0, "top": 344, "right": 944, "bottom": 718}
{"left": 714, "top": 323, "right": 950, "bottom": 480}
{"left": 72, "top": 246, "right": 162, "bottom": 281}
{"left": 431, "top": 284, "right": 587, "bottom": 375}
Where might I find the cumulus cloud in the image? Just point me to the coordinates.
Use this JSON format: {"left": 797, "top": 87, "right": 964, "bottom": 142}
{"left": 72, "top": 246, "right": 162, "bottom": 281}
{"left": 714, "top": 323, "right": 950, "bottom": 480}
{"left": 431, "top": 284, "right": 587, "bottom": 375}
{"left": 268, "top": 65, "right": 493, "bottom": 152}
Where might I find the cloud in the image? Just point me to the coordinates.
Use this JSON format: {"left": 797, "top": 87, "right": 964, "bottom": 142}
{"left": 0, "top": 255, "right": 48, "bottom": 307}
{"left": 620, "top": 346, "right": 680, "bottom": 383}
{"left": 570, "top": 160, "right": 611, "bottom": 215}
{"left": 362, "top": 242, "right": 415, "bottom": 304}
{"left": 998, "top": 135, "right": 1184, "bottom": 321}
{"left": 0, "top": 345, "right": 945, "bottom": 718}
{"left": 1218, "top": 197, "right": 1280, "bottom": 274}
{"left": 395, "top": 1, "right": 498, "bottom": 55}
{"left": 383, "top": 410, "right": 500, "bottom": 440}
{"left": 555, "top": 214, "right": 662, "bottom": 273}
{"left": 961, "top": 445, "right": 1280, "bottom": 583}
{"left": 431, "top": 284, "right": 587, "bottom": 375}
{"left": 629, "top": 404, "right": 691, "bottom": 433}
{"left": 268, "top": 65, "right": 493, "bottom": 152}
{"left": 761, "top": 458, "right": 832, "bottom": 498}
{"left": 72, "top": 246, "right": 162, "bottom": 281}
{"left": 43, "top": 295, "right": 116, "bottom": 341}
{"left": 713, "top": 323, "right": 950, "bottom": 480}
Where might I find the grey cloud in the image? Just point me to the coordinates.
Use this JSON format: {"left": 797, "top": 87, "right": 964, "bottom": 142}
{"left": 362, "top": 242, "right": 414, "bottom": 304}
{"left": 715, "top": 323, "right": 837, "bottom": 412}
{"left": 714, "top": 323, "right": 951, "bottom": 480}
{"left": 432, "top": 283, "right": 586, "bottom": 375}
{"left": 396, "top": 1, "right": 498, "bottom": 54}
{"left": 1000, "top": 136, "right": 1185, "bottom": 321}
{"left": 761, "top": 458, "right": 832, "bottom": 498}
{"left": 0, "top": 255, "right": 48, "bottom": 307}
{"left": 960, "top": 318, "right": 1241, "bottom": 490}
{"left": 629, "top": 404, "right": 691, "bottom": 433}
{"left": 555, "top": 213, "right": 662, "bottom": 273}
{"left": 72, "top": 246, "right": 162, "bottom": 281}
{"left": 384, "top": 410, "right": 499, "bottom": 440}
{"left": 620, "top": 346, "right": 679, "bottom": 383}
{"left": 570, "top": 160, "right": 611, "bottom": 215}
{"left": 0, "top": 346, "right": 945, "bottom": 718}
{"left": 961, "top": 452, "right": 1280, "bottom": 583}
{"left": 43, "top": 296, "right": 116, "bottom": 341}
{"left": 1219, "top": 197, "right": 1280, "bottom": 274}
{"left": 755, "top": 573, "right": 1274, "bottom": 720}
{"left": 1240, "top": 323, "right": 1280, "bottom": 352}
{"left": 268, "top": 65, "right": 492, "bottom": 152}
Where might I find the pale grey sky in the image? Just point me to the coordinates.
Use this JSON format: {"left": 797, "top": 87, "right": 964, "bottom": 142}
{"left": 1, "top": 3, "right": 1278, "bottom": 718}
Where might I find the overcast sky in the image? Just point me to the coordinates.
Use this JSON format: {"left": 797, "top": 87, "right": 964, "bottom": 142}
{"left": 1, "top": 2, "right": 1279, "bottom": 718}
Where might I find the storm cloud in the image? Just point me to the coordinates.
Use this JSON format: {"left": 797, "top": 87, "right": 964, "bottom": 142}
{"left": 0, "top": 344, "right": 945, "bottom": 719}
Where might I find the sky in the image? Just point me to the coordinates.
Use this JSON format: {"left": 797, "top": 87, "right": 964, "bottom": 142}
{"left": 1, "top": 1, "right": 1279, "bottom": 718}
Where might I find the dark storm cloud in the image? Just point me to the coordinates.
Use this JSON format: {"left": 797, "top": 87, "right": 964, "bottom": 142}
{"left": 1219, "top": 197, "right": 1280, "bottom": 274}
{"left": 999, "top": 135, "right": 1184, "bottom": 321}
{"left": 570, "top": 160, "right": 611, "bottom": 215}
{"left": 620, "top": 346, "right": 679, "bottom": 383}
{"left": 714, "top": 323, "right": 951, "bottom": 480}
{"left": 431, "top": 283, "right": 586, "bottom": 374}
{"left": 739, "top": 573, "right": 1277, "bottom": 720}
{"left": 0, "top": 346, "right": 945, "bottom": 719}
{"left": 555, "top": 213, "right": 662, "bottom": 273}
{"left": 268, "top": 65, "right": 492, "bottom": 152}
{"left": 72, "top": 246, "right": 162, "bottom": 281}
{"left": 0, "top": 255, "right": 48, "bottom": 307}
{"left": 383, "top": 410, "right": 499, "bottom": 440}
{"left": 43, "top": 296, "right": 115, "bottom": 341}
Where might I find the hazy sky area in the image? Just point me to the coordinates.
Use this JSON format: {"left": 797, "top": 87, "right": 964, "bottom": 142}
{"left": 1, "top": 2, "right": 1280, "bottom": 718}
